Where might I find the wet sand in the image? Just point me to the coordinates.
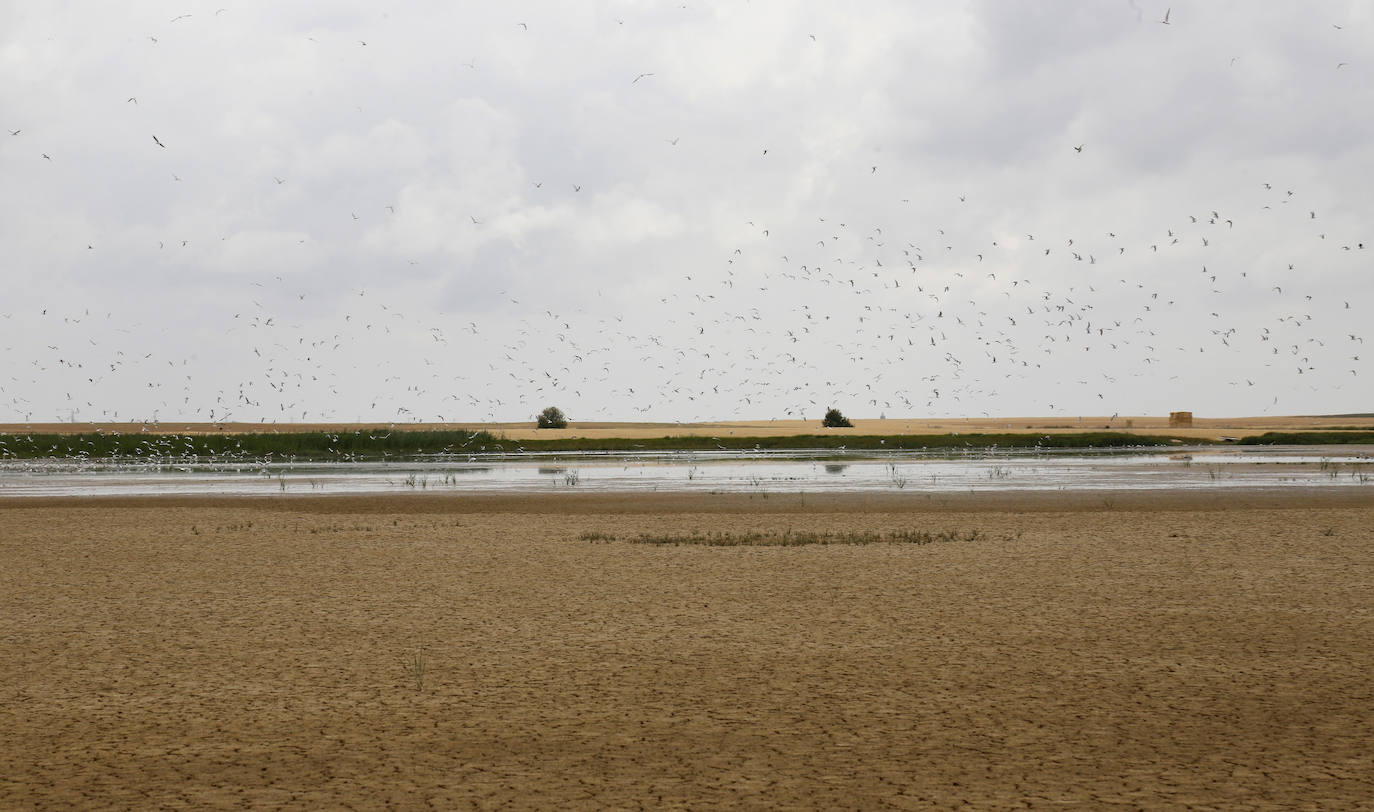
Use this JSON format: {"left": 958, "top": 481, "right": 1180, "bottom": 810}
{"left": 3, "top": 489, "right": 1372, "bottom": 808}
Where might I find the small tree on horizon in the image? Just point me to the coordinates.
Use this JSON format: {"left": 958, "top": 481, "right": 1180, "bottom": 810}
{"left": 822, "top": 408, "right": 853, "bottom": 428}
{"left": 536, "top": 406, "right": 568, "bottom": 429}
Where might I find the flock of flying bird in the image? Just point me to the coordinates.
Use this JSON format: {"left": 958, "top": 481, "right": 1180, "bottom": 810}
{"left": 2, "top": 5, "right": 1367, "bottom": 426}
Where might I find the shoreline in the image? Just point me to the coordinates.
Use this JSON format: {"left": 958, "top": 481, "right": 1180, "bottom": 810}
{"left": 6, "top": 485, "right": 1373, "bottom": 514}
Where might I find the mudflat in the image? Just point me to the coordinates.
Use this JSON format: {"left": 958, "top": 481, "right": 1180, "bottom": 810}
{"left": 2, "top": 490, "right": 1372, "bottom": 808}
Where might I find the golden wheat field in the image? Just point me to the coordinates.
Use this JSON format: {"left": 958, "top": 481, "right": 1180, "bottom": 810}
{"left": 2, "top": 489, "right": 1372, "bottom": 808}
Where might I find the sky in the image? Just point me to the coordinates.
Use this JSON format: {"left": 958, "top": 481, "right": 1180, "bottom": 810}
{"left": 2, "top": 1, "right": 1371, "bottom": 425}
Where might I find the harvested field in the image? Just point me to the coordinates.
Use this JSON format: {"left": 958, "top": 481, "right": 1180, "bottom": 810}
{"left": 2, "top": 490, "right": 1372, "bottom": 808}
{"left": 5, "top": 413, "right": 1374, "bottom": 442}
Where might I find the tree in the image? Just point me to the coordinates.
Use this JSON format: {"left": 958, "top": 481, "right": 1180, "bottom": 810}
{"left": 536, "top": 406, "right": 568, "bottom": 429}
{"left": 822, "top": 408, "right": 853, "bottom": 428}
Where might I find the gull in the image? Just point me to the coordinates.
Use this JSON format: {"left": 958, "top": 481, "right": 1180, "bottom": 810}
{"left": 152, "top": 134, "right": 165, "bottom": 147}
{"left": 1073, "top": 144, "right": 1083, "bottom": 152}
{"left": 632, "top": 72, "right": 654, "bottom": 83}
{"left": 170, "top": 14, "right": 191, "bottom": 22}
{"left": 7, "top": 129, "right": 19, "bottom": 136}
{"left": 470, "top": 215, "right": 482, "bottom": 224}
{"left": 273, "top": 176, "right": 285, "bottom": 184}
{"left": 1160, "top": 8, "right": 1171, "bottom": 24}
{"left": 127, "top": 97, "right": 137, "bottom": 104}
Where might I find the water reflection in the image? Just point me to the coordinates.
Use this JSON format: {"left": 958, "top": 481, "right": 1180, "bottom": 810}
{"left": 1, "top": 447, "right": 1371, "bottom": 498}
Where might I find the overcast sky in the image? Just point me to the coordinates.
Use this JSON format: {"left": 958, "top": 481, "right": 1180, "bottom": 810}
{"left": 2, "top": 1, "right": 1370, "bottom": 425}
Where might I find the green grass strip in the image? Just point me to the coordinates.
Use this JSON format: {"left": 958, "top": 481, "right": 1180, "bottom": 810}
{"left": 0, "top": 430, "right": 1206, "bottom": 460}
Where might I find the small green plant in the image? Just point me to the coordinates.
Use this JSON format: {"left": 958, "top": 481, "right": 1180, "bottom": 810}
{"left": 537, "top": 406, "right": 568, "bottom": 429}
{"left": 822, "top": 408, "right": 853, "bottom": 428}
{"left": 402, "top": 652, "right": 426, "bottom": 692}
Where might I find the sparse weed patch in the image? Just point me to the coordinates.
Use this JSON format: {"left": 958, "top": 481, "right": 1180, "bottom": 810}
{"left": 625, "top": 528, "right": 1016, "bottom": 547}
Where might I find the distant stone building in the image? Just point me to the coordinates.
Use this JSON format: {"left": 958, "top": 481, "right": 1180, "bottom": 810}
{"left": 1168, "top": 411, "right": 1193, "bottom": 428}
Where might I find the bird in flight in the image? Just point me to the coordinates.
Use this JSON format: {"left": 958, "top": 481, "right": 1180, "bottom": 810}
{"left": 152, "top": 134, "right": 166, "bottom": 147}
{"left": 7, "top": 129, "right": 19, "bottom": 136}
{"left": 1160, "top": 8, "right": 1171, "bottom": 24}
{"left": 1074, "top": 144, "right": 1083, "bottom": 152}
{"left": 632, "top": 72, "right": 654, "bottom": 83}
{"left": 170, "top": 14, "right": 191, "bottom": 22}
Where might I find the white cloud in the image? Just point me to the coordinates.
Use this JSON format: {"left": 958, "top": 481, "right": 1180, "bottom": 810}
{"left": 1, "top": 1, "right": 1370, "bottom": 423}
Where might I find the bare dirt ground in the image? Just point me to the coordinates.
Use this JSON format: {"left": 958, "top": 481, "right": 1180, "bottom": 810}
{"left": 5, "top": 413, "right": 1373, "bottom": 441}
{"left": 3, "top": 490, "right": 1373, "bottom": 809}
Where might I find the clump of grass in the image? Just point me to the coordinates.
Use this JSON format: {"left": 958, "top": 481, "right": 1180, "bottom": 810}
{"left": 402, "top": 652, "right": 426, "bottom": 692}
{"left": 578, "top": 531, "right": 617, "bottom": 542}
{"left": 626, "top": 528, "right": 1010, "bottom": 547}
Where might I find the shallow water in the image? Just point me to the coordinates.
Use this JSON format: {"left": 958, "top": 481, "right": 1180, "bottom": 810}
{"left": 2, "top": 446, "right": 1372, "bottom": 498}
